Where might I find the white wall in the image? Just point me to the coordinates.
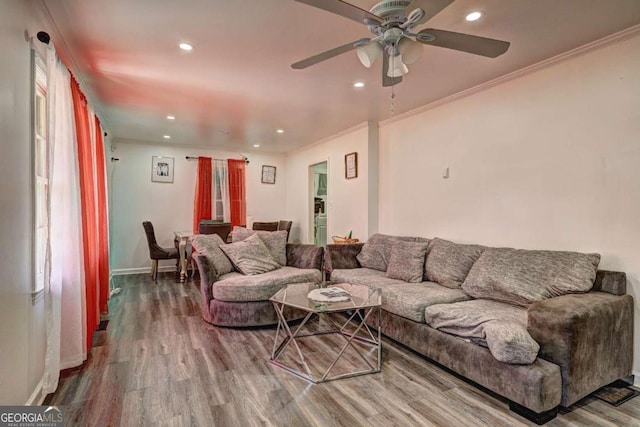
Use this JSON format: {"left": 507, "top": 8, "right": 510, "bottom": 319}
{"left": 0, "top": 0, "right": 48, "bottom": 404}
{"left": 379, "top": 33, "right": 640, "bottom": 373}
{"left": 286, "top": 125, "right": 371, "bottom": 244}
{"left": 108, "top": 140, "right": 287, "bottom": 272}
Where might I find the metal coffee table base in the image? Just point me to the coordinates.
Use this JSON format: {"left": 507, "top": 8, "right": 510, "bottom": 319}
{"left": 270, "top": 303, "right": 381, "bottom": 383}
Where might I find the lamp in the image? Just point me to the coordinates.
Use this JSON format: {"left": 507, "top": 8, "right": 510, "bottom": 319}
{"left": 387, "top": 54, "right": 408, "bottom": 78}
{"left": 356, "top": 42, "right": 383, "bottom": 68}
{"left": 398, "top": 38, "right": 423, "bottom": 65}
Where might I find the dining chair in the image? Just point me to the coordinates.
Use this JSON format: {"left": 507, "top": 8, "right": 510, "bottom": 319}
{"left": 277, "top": 220, "right": 293, "bottom": 242}
{"left": 142, "top": 221, "right": 180, "bottom": 281}
{"left": 199, "top": 221, "right": 232, "bottom": 242}
{"left": 252, "top": 221, "right": 279, "bottom": 232}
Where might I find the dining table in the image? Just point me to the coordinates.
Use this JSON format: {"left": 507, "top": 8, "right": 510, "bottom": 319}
{"left": 174, "top": 230, "right": 194, "bottom": 282}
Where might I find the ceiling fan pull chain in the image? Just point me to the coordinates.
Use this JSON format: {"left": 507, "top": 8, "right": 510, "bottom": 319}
{"left": 390, "top": 59, "right": 396, "bottom": 116}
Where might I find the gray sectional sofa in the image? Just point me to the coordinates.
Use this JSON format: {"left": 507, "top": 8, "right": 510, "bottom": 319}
{"left": 193, "top": 229, "right": 323, "bottom": 327}
{"left": 325, "top": 234, "right": 633, "bottom": 424}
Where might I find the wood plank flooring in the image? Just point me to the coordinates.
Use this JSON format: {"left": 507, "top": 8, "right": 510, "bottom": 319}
{"left": 45, "top": 273, "right": 640, "bottom": 426}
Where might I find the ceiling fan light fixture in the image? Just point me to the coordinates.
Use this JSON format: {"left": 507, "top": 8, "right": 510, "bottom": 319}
{"left": 356, "top": 42, "right": 383, "bottom": 68}
{"left": 398, "top": 38, "right": 423, "bottom": 65}
{"left": 387, "top": 54, "right": 408, "bottom": 78}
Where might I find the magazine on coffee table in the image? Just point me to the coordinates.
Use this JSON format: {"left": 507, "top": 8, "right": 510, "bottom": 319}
{"left": 307, "top": 286, "right": 351, "bottom": 302}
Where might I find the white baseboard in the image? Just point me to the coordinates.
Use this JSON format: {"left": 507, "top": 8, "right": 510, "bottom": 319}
{"left": 633, "top": 371, "right": 639, "bottom": 388}
{"left": 111, "top": 267, "right": 149, "bottom": 275}
{"left": 25, "top": 376, "right": 45, "bottom": 406}
{"left": 111, "top": 265, "right": 176, "bottom": 276}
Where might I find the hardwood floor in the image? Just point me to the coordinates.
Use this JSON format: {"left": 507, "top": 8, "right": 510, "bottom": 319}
{"left": 45, "top": 274, "right": 640, "bottom": 426}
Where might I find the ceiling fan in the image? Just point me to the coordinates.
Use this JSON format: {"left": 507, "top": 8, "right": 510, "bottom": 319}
{"left": 292, "top": 0, "right": 511, "bottom": 86}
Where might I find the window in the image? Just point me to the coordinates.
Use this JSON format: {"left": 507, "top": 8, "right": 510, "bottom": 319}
{"left": 33, "top": 50, "right": 48, "bottom": 294}
{"left": 212, "top": 159, "right": 228, "bottom": 222}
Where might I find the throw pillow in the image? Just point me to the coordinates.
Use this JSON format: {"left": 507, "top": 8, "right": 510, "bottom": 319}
{"left": 461, "top": 247, "right": 600, "bottom": 307}
{"left": 191, "top": 233, "right": 234, "bottom": 276}
{"left": 231, "top": 227, "right": 287, "bottom": 266}
{"left": 425, "top": 238, "right": 485, "bottom": 288}
{"left": 220, "top": 233, "right": 281, "bottom": 275}
{"left": 357, "top": 233, "right": 430, "bottom": 272}
{"left": 386, "top": 241, "right": 430, "bottom": 283}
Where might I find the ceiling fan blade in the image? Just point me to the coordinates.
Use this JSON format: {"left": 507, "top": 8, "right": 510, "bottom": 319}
{"left": 295, "top": 0, "right": 381, "bottom": 25}
{"left": 382, "top": 51, "right": 403, "bottom": 87}
{"left": 291, "top": 39, "right": 368, "bottom": 69}
{"left": 406, "top": 0, "right": 453, "bottom": 24}
{"left": 417, "top": 29, "right": 510, "bottom": 58}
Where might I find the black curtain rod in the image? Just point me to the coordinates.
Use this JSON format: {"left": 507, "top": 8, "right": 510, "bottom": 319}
{"left": 185, "top": 156, "right": 230, "bottom": 161}
{"left": 186, "top": 156, "right": 250, "bottom": 164}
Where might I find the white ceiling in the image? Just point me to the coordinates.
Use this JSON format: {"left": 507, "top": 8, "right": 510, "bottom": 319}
{"left": 41, "top": 0, "right": 640, "bottom": 153}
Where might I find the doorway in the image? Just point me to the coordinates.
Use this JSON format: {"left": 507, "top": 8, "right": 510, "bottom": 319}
{"left": 310, "top": 161, "right": 328, "bottom": 246}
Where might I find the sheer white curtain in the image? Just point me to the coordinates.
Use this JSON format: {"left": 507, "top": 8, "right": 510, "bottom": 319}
{"left": 42, "top": 45, "right": 87, "bottom": 395}
{"left": 213, "top": 159, "right": 230, "bottom": 222}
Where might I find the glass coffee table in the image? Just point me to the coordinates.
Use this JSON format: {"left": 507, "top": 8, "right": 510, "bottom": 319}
{"left": 269, "top": 282, "right": 382, "bottom": 383}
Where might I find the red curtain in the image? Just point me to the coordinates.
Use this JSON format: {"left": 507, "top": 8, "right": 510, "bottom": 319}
{"left": 70, "top": 78, "right": 98, "bottom": 350}
{"left": 193, "top": 157, "right": 212, "bottom": 232}
{"left": 94, "top": 116, "right": 110, "bottom": 315}
{"left": 228, "top": 159, "right": 246, "bottom": 227}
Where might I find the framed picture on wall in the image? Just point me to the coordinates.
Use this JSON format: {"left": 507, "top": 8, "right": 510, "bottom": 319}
{"left": 151, "top": 156, "right": 174, "bottom": 183}
{"left": 345, "top": 152, "right": 358, "bottom": 179}
{"left": 262, "top": 165, "right": 276, "bottom": 184}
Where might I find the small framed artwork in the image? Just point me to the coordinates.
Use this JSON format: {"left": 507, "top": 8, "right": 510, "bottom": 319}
{"left": 151, "top": 156, "right": 174, "bottom": 183}
{"left": 345, "top": 152, "right": 358, "bottom": 179}
{"left": 261, "top": 165, "right": 276, "bottom": 184}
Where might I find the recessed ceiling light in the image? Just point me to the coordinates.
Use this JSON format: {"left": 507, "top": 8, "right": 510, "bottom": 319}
{"left": 276, "top": 129, "right": 284, "bottom": 134}
{"left": 253, "top": 144, "right": 260, "bottom": 148}
{"left": 166, "top": 115, "right": 176, "bottom": 120}
{"left": 353, "top": 81, "right": 365, "bottom": 88}
{"left": 465, "top": 11, "right": 482, "bottom": 21}
{"left": 179, "top": 42, "right": 193, "bottom": 51}
{"left": 163, "top": 135, "right": 171, "bottom": 139}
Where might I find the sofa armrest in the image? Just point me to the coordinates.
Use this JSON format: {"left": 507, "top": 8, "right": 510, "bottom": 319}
{"left": 593, "top": 270, "right": 626, "bottom": 295}
{"left": 324, "top": 243, "right": 364, "bottom": 273}
{"left": 527, "top": 292, "right": 633, "bottom": 407}
{"left": 286, "top": 243, "right": 323, "bottom": 271}
{"left": 194, "top": 254, "right": 219, "bottom": 323}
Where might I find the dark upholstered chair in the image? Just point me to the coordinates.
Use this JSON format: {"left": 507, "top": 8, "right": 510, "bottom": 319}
{"left": 199, "top": 221, "right": 232, "bottom": 242}
{"left": 252, "top": 221, "right": 278, "bottom": 232}
{"left": 252, "top": 220, "right": 293, "bottom": 241}
{"left": 278, "top": 220, "right": 293, "bottom": 242}
{"left": 142, "top": 221, "right": 179, "bottom": 281}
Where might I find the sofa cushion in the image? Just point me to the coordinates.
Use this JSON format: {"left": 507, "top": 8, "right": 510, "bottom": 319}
{"left": 220, "top": 234, "right": 281, "bottom": 275}
{"left": 386, "top": 240, "right": 430, "bottom": 283}
{"left": 191, "top": 233, "right": 234, "bottom": 276}
{"left": 231, "top": 227, "right": 288, "bottom": 266}
{"left": 213, "top": 266, "right": 322, "bottom": 302}
{"left": 382, "top": 282, "right": 471, "bottom": 323}
{"left": 425, "top": 238, "right": 485, "bottom": 289}
{"left": 483, "top": 322, "right": 540, "bottom": 365}
{"left": 424, "top": 299, "right": 540, "bottom": 364}
{"left": 461, "top": 247, "right": 600, "bottom": 307}
{"left": 330, "top": 268, "right": 406, "bottom": 289}
{"left": 356, "top": 233, "right": 430, "bottom": 272}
